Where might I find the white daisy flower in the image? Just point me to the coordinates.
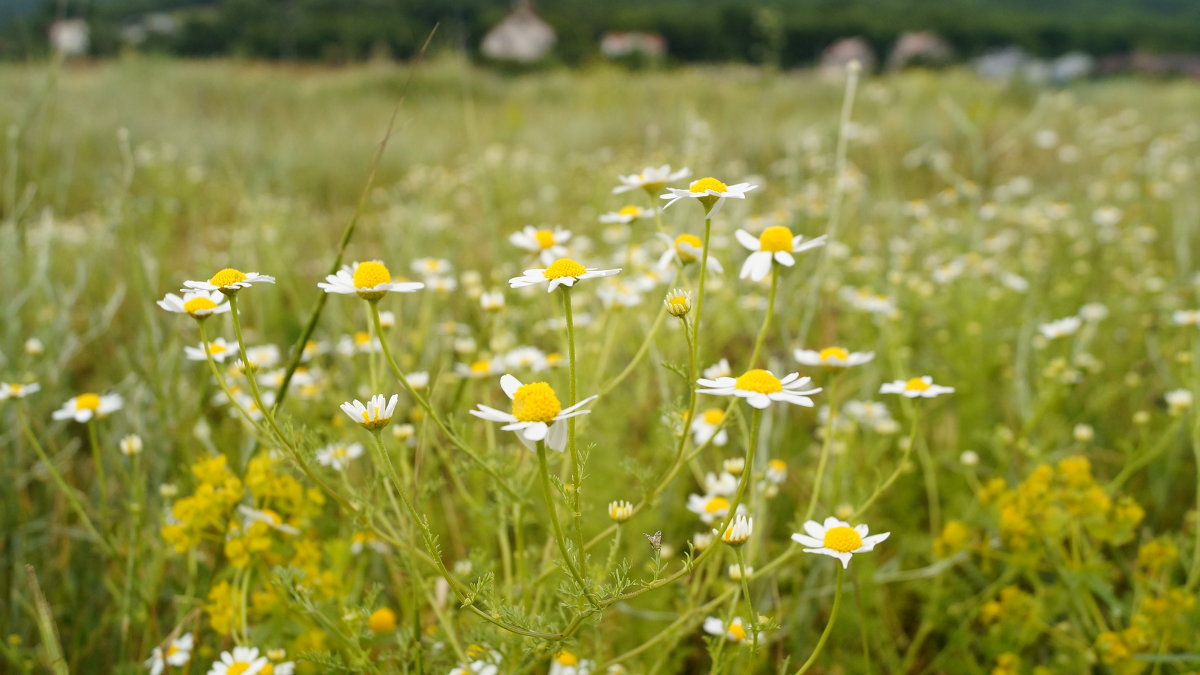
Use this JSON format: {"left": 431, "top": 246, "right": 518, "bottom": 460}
{"left": 427, "top": 276, "right": 459, "bottom": 293}
{"left": 1, "top": 382, "right": 40, "bottom": 400}
{"left": 338, "top": 332, "right": 381, "bottom": 356}
{"left": 510, "top": 226, "right": 572, "bottom": 265}
{"left": 791, "top": 516, "right": 890, "bottom": 568}
{"left": 598, "top": 205, "right": 649, "bottom": 224}
{"left": 24, "top": 337, "right": 45, "bottom": 356}
{"left": 612, "top": 164, "right": 690, "bottom": 194}
{"left": 340, "top": 394, "right": 399, "bottom": 431}
{"left": 843, "top": 400, "right": 898, "bottom": 432}
{"left": 52, "top": 392, "right": 123, "bottom": 423}
{"left": 157, "top": 290, "right": 230, "bottom": 319}
{"left": 703, "top": 358, "right": 732, "bottom": 379}
{"left": 703, "top": 616, "right": 761, "bottom": 644}
{"left": 237, "top": 505, "right": 300, "bottom": 535}
{"left": 704, "top": 471, "right": 739, "bottom": 496}
{"left": 119, "top": 434, "right": 143, "bottom": 456}
{"left": 734, "top": 226, "right": 827, "bottom": 282}
{"left": 548, "top": 650, "right": 592, "bottom": 675}
{"left": 608, "top": 500, "right": 634, "bottom": 523}
{"left": 879, "top": 376, "right": 955, "bottom": 398}
{"left": 413, "top": 258, "right": 453, "bottom": 277}
{"left": 655, "top": 233, "right": 723, "bottom": 273}
{"left": 480, "top": 291, "right": 505, "bottom": 312}
{"left": 509, "top": 258, "right": 621, "bottom": 293}
{"left": 317, "top": 261, "right": 424, "bottom": 300}
{"left": 696, "top": 369, "right": 822, "bottom": 409}
{"left": 469, "top": 374, "right": 596, "bottom": 452}
{"left": 1079, "top": 302, "right": 1109, "bottom": 322}
{"left": 765, "top": 458, "right": 787, "bottom": 484}
{"left": 504, "top": 346, "right": 549, "bottom": 372}
{"left": 690, "top": 408, "right": 729, "bottom": 447}
{"left": 315, "top": 442, "right": 364, "bottom": 471}
{"left": 596, "top": 280, "right": 644, "bottom": 308}
{"left": 662, "top": 176, "right": 757, "bottom": 216}
{"left": 456, "top": 357, "right": 503, "bottom": 379}
{"left": 184, "top": 338, "right": 235, "bottom": 363}
{"left": 1038, "top": 316, "right": 1082, "bottom": 339}
{"left": 720, "top": 514, "right": 753, "bottom": 547}
{"left": 183, "top": 268, "right": 275, "bottom": 294}
{"left": 1171, "top": 309, "right": 1200, "bottom": 326}
{"left": 207, "top": 646, "right": 269, "bottom": 675}
{"left": 240, "top": 344, "right": 281, "bottom": 370}
{"left": 794, "top": 346, "right": 875, "bottom": 368}
{"left": 685, "top": 493, "right": 744, "bottom": 525}
{"left": 145, "top": 632, "right": 193, "bottom": 675}
{"left": 1167, "top": 389, "right": 1194, "bottom": 416}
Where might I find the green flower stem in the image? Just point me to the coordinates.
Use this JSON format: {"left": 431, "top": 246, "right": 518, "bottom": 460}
{"left": 535, "top": 439, "right": 590, "bottom": 595}
{"left": 795, "top": 566, "right": 846, "bottom": 675}
{"left": 86, "top": 419, "right": 108, "bottom": 523}
{"left": 368, "top": 302, "right": 527, "bottom": 505}
{"left": 198, "top": 319, "right": 269, "bottom": 434}
{"left": 734, "top": 548, "right": 759, "bottom": 650}
{"left": 747, "top": 265, "right": 780, "bottom": 368}
{"left": 1187, "top": 332, "right": 1200, "bottom": 591}
{"left": 804, "top": 373, "right": 840, "bottom": 522}
{"left": 691, "top": 216, "right": 713, "bottom": 367}
{"left": 854, "top": 404, "right": 922, "bottom": 520}
{"left": 560, "top": 287, "right": 589, "bottom": 578}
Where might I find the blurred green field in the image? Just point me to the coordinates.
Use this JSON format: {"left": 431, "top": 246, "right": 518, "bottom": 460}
{"left": 2, "top": 56, "right": 1200, "bottom": 674}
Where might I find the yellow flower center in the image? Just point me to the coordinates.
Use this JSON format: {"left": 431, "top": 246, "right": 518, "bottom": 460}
{"left": 466, "top": 644, "right": 485, "bottom": 659}
{"left": 353, "top": 261, "right": 392, "bottom": 289}
{"left": 332, "top": 447, "right": 348, "bottom": 459}
{"left": 261, "top": 665, "right": 274, "bottom": 675}
{"left": 542, "top": 258, "right": 587, "bottom": 280}
{"left": 226, "top": 663, "right": 251, "bottom": 675}
{"left": 165, "top": 645, "right": 179, "bottom": 657}
{"left": 554, "top": 651, "right": 579, "bottom": 666}
{"left": 75, "top": 393, "right": 101, "bottom": 411}
{"left": 208, "top": 268, "right": 247, "bottom": 287}
{"left": 823, "top": 526, "right": 863, "bottom": 553}
{"left": 667, "top": 294, "right": 690, "bottom": 312}
{"left": 354, "top": 332, "right": 371, "bottom": 345}
{"left": 904, "top": 378, "right": 931, "bottom": 392}
{"left": 9, "top": 384, "right": 23, "bottom": 394}
{"left": 758, "top": 226, "right": 794, "bottom": 253}
{"left": 674, "top": 233, "right": 703, "bottom": 261}
{"left": 818, "top": 346, "right": 849, "bottom": 362}
{"left": 702, "top": 409, "right": 725, "bottom": 425}
{"left": 470, "top": 360, "right": 492, "bottom": 373}
{"left": 511, "top": 382, "right": 562, "bottom": 423}
{"left": 209, "top": 343, "right": 227, "bottom": 355}
{"left": 734, "top": 369, "right": 783, "bottom": 394}
{"left": 727, "top": 622, "right": 747, "bottom": 642}
{"left": 534, "top": 229, "right": 557, "bottom": 249}
{"left": 705, "top": 496, "right": 730, "bottom": 513}
{"left": 768, "top": 459, "right": 787, "bottom": 472}
{"left": 618, "top": 205, "right": 641, "bottom": 217}
{"left": 690, "top": 177, "right": 728, "bottom": 193}
{"left": 183, "top": 296, "right": 217, "bottom": 314}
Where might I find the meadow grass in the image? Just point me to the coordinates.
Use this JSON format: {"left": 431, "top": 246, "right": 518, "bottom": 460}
{"left": 2, "top": 55, "right": 1200, "bottom": 673}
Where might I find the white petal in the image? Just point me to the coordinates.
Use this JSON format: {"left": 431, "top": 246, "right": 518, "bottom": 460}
{"left": 774, "top": 251, "right": 795, "bottom": 267}
{"left": 500, "top": 374, "right": 522, "bottom": 399}
{"left": 734, "top": 229, "right": 760, "bottom": 251}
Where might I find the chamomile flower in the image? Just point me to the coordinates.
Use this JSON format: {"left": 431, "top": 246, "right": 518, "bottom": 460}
{"left": 599, "top": 205, "right": 649, "bottom": 224}
{"left": 704, "top": 471, "right": 739, "bottom": 496}
{"left": 703, "top": 616, "right": 761, "bottom": 644}
{"left": 655, "top": 233, "right": 724, "bottom": 273}
{"left": 690, "top": 408, "right": 729, "bottom": 446}
{"left": 504, "top": 346, "right": 549, "bottom": 372}
{"left": 469, "top": 374, "right": 596, "bottom": 451}
{"left": 456, "top": 357, "right": 502, "bottom": 379}
{"left": 791, "top": 516, "right": 890, "bottom": 568}
{"left": 450, "top": 645, "right": 502, "bottom": 675}
{"left": 510, "top": 226, "right": 572, "bottom": 264}
{"left": 734, "top": 226, "right": 827, "bottom": 281}
{"left": 183, "top": 268, "right": 275, "bottom": 294}
{"left": 509, "top": 258, "right": 621, "bottom": 293}
{"left": 145, "top": 632, "right": 193, "bottom": 675}
{"left": 157, "top": 290, "right": 231, "bottom": 319}
{"left": 612, "top": 164, "right": 690, "bottom": 194}
{"left": 1171, "top": 309, "right": 1200, "bottom": 326}
{"left": 315, "top": 442, "right": 364, "bottom": 471}
{"left": 721, "top": 514, "right": 753, "bottom": 547}
{"left": 480, "top": 291, "right": 505, "bottom": 312}
{"left": 664, "top": 288, "right": 693, "bottom": 317}
{"left": 880, "top": 376, "right": 955, "bottom": 398}
{"left": 207, "top": 646, "right": 268, "bottom": 675}
{"left": 265, "top": 651, "right": 294, "bottom": 675}
{"left": 184, "top": 338, "right": 235, "bottom": 363}
{"left": 703, "top": 358, "right": 732, "bottom": 379}
{"left": 1, "top": 382, "right": 40, "bottom": 399}
{"left": 608, "top": 500, "right": 634, "bottom": 523}
{"left": 662, "top": 176, "right": 757, "bottom": 216}
{"left": 1039, "top": 316, "right": 1082, "bottom": 339}
{"left": 317, "top": 261, "right": 424, "bottom": 300}
{"left": 340, "top": 394, "right": 399, "bottom": 431}
{"left": 413, "top": 258, "right": 453, "bottom": 277}
{"left": 686, "top": 493, "right": 741, "bottom": 524}
{"left": 795, "top": 346, "right": 875, "bottom": 368}
{"left": 119, "top": 434, "right": 143, "bottom": 456}
{"left": 237, "top": 505, "right": 300, "bottom": 535}
{"left": 548, "top": 650, "right": 592, "bottom": 675}
{"left": 338, "top": 332, "right": 381, "bottom": 356}
{"left": 696, "top": 369, "right": 822, "bottom": 409}
{"left": 765, "top": 459, "right": 787, "bottom": 483}
{"left": 52, "top": 392, "right": 123, "bottom": 422}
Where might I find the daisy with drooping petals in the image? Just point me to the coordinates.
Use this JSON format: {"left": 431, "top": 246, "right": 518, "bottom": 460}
{"left": 157, "top": 290, "right": 230, "bottom": 319}
{"left": 795, "top": 346, "right": 875, "bottom": 368}
{"left": 1, "top": 382, "right": 40, "bottom": 400}
{"left": 721, "top": 514, "right": 753, "bottom": 547}
{"left": 184, "top": 338, "right": 235, "bottom": 363}
{"left": 469, "top": 374, "right": 596, "bottom": 451}
{"left": 880, "top": 376, "right": 955, "bottom": 398}
{"left": 690, "top": 408, "right": 729, "bottom": 447}
{"left": 734, "top": 226, "right": 827, "bottom": 281}
{"left": 599, "top": 205, "right": 650, "bottom": 224}
{"left": 655, "top": 233, "right": 724, "bottom": 273}
{"left": 703, "top": 616, "right": 761, "bottom": 644}
{"left": 510, "top": 226, "right": 572, "bottom": 265}
{"left": 662, "top": 176, "right": 757, "bottom": 216}
{"left": 613, "top": 164, "right": 690, "bottom": 195}
{"left": 145, "top": 632, "right": 193, "bottom": 675}
{"left": 340, "top": 394, "right": 399, "bottom": 431}
{"left": 318, "top": 261, "right": 424, "bottom": 301}
{"left": 52, "top": 392, "right": 123, "bottom": 422}
{"left": 207, "top": 646, "right": 269, "bottom": 675}
{"left": 792, "top": 517, "right": 890, "bottom": 568}
{"left": 509, "top": 258, "right": 621, "bottom": 293}
{"left": 315, "top": 442, "right": 363, "bottom": 471}
{"left": 183, "top": 268, "right": 275, "bottom": 294}
{"left": 697, "top": 368, "right": 822, "bottom": 409}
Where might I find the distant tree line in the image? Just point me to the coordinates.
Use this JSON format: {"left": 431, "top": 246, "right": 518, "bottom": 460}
{"left": 4, "top": 0, "right": 1200, "bottom": 64}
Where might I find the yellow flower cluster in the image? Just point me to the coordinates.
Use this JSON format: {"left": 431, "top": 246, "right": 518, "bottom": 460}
{"left": 983, "top": 456, "right": 1143, "bottom": 554}
{"left": 932, "top": 520, "right": 972, "bottom": 558}
{"left": 161, "top": 456, "right": 244, "bottom": 553}
{"left": 205, "top": 580, "right": 238, "bottom": 636}
{"left": 1094, "top": 588, "right": 1196, "bottom": 675}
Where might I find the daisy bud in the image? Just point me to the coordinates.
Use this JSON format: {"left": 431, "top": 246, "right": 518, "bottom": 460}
{"left": 119, "top": 434, "right": 143, "bottom": 456}
{"left": 159, "top": 483, "right": 178, "bottom": 498}
{"left": 24, "top": 337, "right": 45, "bottom": 356}
{"left": 722, "top": 457, "right": 745, "bottom": 476}
{"left": 721, "top": 515, "right": 753, "bottom": 547}
{"left": 693, "top": 531, "right": 714, "bottom": 551}
{"left": 608, "top": 500, "right": 634, "bottom": 523}
{"left": 480, "top": 291, "right": 505, "bottom": 312}
{"left": 728, "top": 563, "right": 753, "bottom": 581}
{"left": 960, "top": 450, "right": 980, "bottom": 467}
{"left": 664, "top": 288, "right": 692, "bottom": 317}
{"left": 1072, "top": 424, "right": 1094, "bottom": 443}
